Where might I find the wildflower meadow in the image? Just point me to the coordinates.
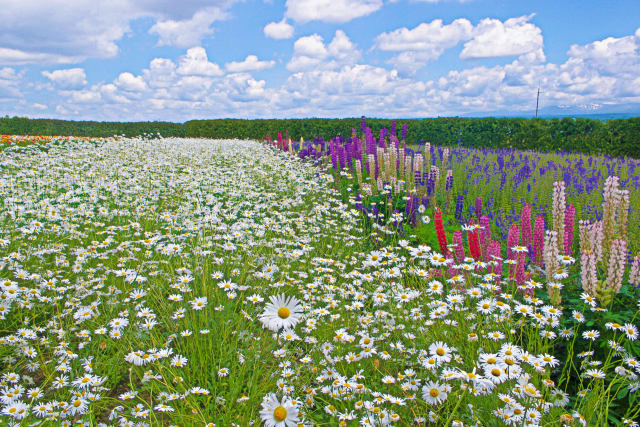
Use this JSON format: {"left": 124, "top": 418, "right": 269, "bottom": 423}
{"left": 0, "top": 130, "right": 639, "bottom": 427}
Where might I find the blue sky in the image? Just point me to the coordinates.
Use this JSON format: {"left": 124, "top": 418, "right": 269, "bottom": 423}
{"left": 1, "top": 0, "right": 639, "bottom": 121}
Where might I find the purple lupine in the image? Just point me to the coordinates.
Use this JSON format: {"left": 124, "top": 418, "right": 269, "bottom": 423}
{"left": 455, "top": 195, "right": 464, "bottom": 221}
{"left": 402, "top": 123, "right": 408, "bottom": 141}
{"left": 406, "top": 197, "right": 415, "bottom": 227}
{"left": 390, "top": 120, "right": 396, "bottom": 137}
{"left": 564, "top": 203, "right": 575, "bottom": 255}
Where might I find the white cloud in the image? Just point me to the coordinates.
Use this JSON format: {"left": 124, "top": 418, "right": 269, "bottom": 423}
{"left": 376, "top": 19, "right": 473, "bottom": 54}
{"left": 375, "top": 19, "right": 473, "bottom": 74}
{"left": 14, "top": 24, "right": 640, "bottom": 122}
{"left": 143, "top": 58, "right": 178, "bottom": 89}
{"left": 287, "top": 31, "right": 360, "bottom": 72}
{"left": 0, "top": 0, "right": 238, "bottom": 65}
{"left": 328, "top": 30, "right": 361, "bottom": 63}
{"left": 263, "top": 19, "right": 295, "bottom": 39}
{"left": 114, "top": 72, "right": 148, "bottom": 92}
{"left": 176, "top": 47, "right": 224, "bottom": 76}
{"left": 285, "top": 0, "right": 383, "bottom": 24}
{"left": 0, "top": 48, "right": 78, "bottom": 66}
{"left": 42, "top": 68, "right": 87, "bottom": 89}
{"left": 0, "top": 67, "right": 23, "bottom": 100}
{"left": 149, "top": 7, "right": 227, "bottom": 48}
{"left": 460, "top": 15, "right": 544, "bottom": 59}
{"left": 226, "top": 55, "right": 275, "bottom": 73}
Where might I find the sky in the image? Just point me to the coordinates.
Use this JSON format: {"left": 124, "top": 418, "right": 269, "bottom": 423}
{"left": 0, "top": 0, "right": 639, "bottom": 122}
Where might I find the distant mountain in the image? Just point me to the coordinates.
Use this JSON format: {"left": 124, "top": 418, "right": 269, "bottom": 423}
{"left": 461, "top": 103, "right": 640, "bottom": 121}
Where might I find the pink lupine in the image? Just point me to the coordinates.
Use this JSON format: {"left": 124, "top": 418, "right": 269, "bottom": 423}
{"left": 628, "top": 253, "right": 640, "bottom": 287}
{"left": 507, "top": 223, "right": 520, "bottom": 260}
{"left": 533, "top": 216, "right": 545, "bottom": 267}
{"left": 521, "top": 204, "right": 532, "bottom": 249}
{"left": 564, "top": 204, "right": 575, "bottom": 255}
{"left": 453, "top": 231, "right": 465, "bottom": 262}
{"left": 488, "top": 240, "right": 503, "bottom": 276}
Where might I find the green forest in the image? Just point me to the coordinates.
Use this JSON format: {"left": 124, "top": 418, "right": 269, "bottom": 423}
{"left": 2, "top": 116, "right": 639, "bottom": 157}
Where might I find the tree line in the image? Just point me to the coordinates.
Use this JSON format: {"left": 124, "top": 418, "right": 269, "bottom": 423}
{"left": 2, "top": 116, "right": 639, "bottom": 157}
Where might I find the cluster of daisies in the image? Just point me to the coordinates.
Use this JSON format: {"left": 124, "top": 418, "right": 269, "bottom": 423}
{"left": 0, "top": 137, "right": 638, "bottom": 426}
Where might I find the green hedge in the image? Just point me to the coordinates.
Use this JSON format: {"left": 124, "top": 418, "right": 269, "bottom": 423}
{"left": 0, "top": 117, "right": 185, "bottom": 138}
{"left": 2, "top": 116, "right": 639, "bottom": 157}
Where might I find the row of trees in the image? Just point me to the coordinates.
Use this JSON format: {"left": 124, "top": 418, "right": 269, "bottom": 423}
{"left": 2, "top": 116, "right": 639, "bottom": 157}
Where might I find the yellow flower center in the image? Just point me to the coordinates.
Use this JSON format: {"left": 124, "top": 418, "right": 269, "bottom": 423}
{"left": 436, "top": 348, "right": 445, "bottom": 356}
{"left": 273, "top": 406, "right": 287, "bottom": 421}
{"left": 277, "top": 307, "right": 290, "bottom": 319}
{"left": 491, "top": 368, "right": 501, "bottom": 377}
{"left": 429, "top": 388, "right": 439, "bottom": 397}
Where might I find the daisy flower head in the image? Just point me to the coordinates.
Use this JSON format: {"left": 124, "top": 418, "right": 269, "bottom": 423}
{"left": 260, "top": 393, "right": 299, "bottom": 426}
{"left": 260, "top": 294, "right": 303, "bottom": 331}
{"left": 422, "top": 381, "right": 448, "bottom": 405}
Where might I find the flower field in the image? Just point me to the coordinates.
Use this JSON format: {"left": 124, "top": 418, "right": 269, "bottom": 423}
{"left": 0, "top": 135, "right": 639, "bottom": 426}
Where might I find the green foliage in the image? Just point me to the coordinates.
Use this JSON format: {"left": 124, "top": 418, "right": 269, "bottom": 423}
{"left": 0, "top": 117, "right": 185, "bottom": 138}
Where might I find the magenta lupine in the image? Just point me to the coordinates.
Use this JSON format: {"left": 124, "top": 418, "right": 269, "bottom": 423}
{"left": 564, "top": 204, "right": 575, "bottom": 255}
{"left": 507, "top": 223, "right": 520, "bottom": 260}
{"left": 521, "top": 204, "right": 532, "bottom": 249}
{"left": 480, "top": 215, "right": 491, "bottom": 261}
{"left": 552, "top": 181, "right": 566, "bottom": 251}
{"left": 475, "top": 197, "right": 482, "bottom": 220}
{"left": 533, "top": 216, "right": 545, "bottom": 267}
{"left": 515, "top": 252, "right": 526, "bottom": 287}
{"left": 453, "top": 231, "right": 465, "bottom": 262}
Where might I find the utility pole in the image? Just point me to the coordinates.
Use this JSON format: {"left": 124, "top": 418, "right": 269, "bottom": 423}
{"left": 535, "top": 84, "right": 541, "bottom": 118}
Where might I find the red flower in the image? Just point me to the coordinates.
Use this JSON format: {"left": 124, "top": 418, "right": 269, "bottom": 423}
{"left": 435, "top": 207, "right": 449, "bottom": 256}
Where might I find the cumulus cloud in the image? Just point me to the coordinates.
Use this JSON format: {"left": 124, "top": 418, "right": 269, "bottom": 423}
{"left": 226, "top": 55, "right": 275, "bottom": 73}
{"left": 0, "top": 67, "right": 23, "bottom": 100}
{"left": 376, "top": 19, "right": 473, "bottom": 54}
{"left": 114, "top": 72, "right": 148, "bottom": 92}
{"left": 375, "top": 19, "right": 473, "bottom": 73}
{"left": 263, "top": 19, "right": 295, "bottom": 39}
{"left": 460, "top": 15, "right": 544, "bottom": 60}
{"left": 42, "top": 68, "right": 87, "bottom": 89}
{"left": 285, "top": 0, "right": 383, "bottom": 24}
{"left": 149, "top": 7, "right": 227, "bottom": 48}
{"left": 287, "top": 31, "right": 360, "bottom": 72}
{"left": 176, "top": 47, "right": 224, "bottom": 77}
